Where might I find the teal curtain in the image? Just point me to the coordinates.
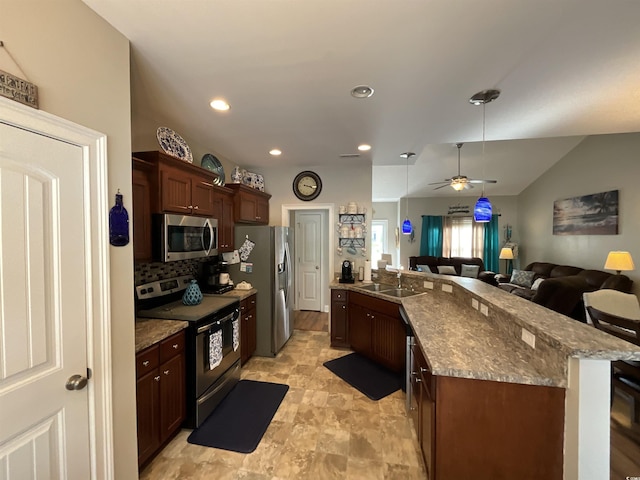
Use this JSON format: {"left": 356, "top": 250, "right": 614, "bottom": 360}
{"left": 420, "top": 215, "right": 443, "bottom": 257}
{"left": 482, "top": 214, "right": 500, "bottom": 272}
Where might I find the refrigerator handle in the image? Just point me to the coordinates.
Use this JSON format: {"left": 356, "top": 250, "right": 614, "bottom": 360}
{"left": 284, "top": 240, "right": 292, "bottom": 303}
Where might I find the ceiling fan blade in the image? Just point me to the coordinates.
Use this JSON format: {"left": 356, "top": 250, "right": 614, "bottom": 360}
{"left": 468, "top": 179, "right": 497, "bottom": 184}
{"left": 432, "top": 184, "right": 450, "bottom": 190}
{"left": 428, "top": 180, "right": 450, "bottom": 185}
{"left": 464, "top": 183, "right": 474, "bottom": 190}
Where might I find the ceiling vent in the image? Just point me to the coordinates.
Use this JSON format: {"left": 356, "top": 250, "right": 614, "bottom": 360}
{"left": 339, "top": 153, "right": 361, "bottom": 158}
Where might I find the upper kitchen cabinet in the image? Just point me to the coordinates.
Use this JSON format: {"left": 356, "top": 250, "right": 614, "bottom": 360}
{"left": 212, "top": 186, "right": 235, "bottom": 252}
{"left": 225, "top": 184, "right": 271, "bottom": 225}
{"left": 134, "top": 151, "right": 218, "bottom": 217}
{"left": 132, "top": 157, "right": 154, "bottom": 262}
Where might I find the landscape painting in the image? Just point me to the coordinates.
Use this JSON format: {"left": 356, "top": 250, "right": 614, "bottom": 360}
{"left": 553, "top": 190, "right": 619, "bottom": 235}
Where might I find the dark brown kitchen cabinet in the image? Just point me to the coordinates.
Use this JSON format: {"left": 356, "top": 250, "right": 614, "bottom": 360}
{"left": 132, "top": 157, "right": 154, "bottom": 262}
{"left": 212, "top": 186, "right": 235, "bottom": 252}
{"left": 136, "top": 330, "right": 186, "bottom": 468}
{"left": 330, "top": 289, "right": 349, "bottom": 347}
{"left": 348, "top": 291, "right": 404, "bottom": 372}
{"left": 225, "top": 183, "right": 271, "bottom": 224}
{"left": 133, "top": 150, "right": 218, "bottom": 217}
{"left": 410, "top": 340, "right": 565, "bottom": 480}
{"left": 240, "top": 294, "right": 257, "bottom": 365}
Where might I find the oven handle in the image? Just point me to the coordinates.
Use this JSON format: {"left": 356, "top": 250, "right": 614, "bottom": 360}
{"left": 196, "top": 309, "right": 238, "bottom": 334}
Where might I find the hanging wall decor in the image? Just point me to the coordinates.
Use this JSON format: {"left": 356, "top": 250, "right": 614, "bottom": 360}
{"left": 553, "top": 190, "right": 619, "bottom": 235}
{"left": 109, "top": 190, "right": 129, "bottom": 246}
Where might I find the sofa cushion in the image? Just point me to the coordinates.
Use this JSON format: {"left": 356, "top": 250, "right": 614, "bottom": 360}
{"left": 416, "top": 264, "right": 430, "bottom": 272}
{"left": 531, "top": 278, "right": 545, "bottom": 290}
{"left": 578, "top": 269, "right": 613, "bottom": 288}
{"left": 550, "top": 265, "right": 583, "bottom": 278}
{"left": 510, "top": 269, "right": 535, "bottom": 288}
{"left": 512, "top": 288, "right": 536, "bottom": 301}
{"left": 460, "top": 264, "right": 480, "bottom": 278}
{"left": 437, "top": 265, "right": 457, "bottom": 275}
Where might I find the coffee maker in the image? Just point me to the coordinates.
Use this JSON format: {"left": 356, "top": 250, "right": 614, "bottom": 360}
{"left": 200, "top": 258, "right": 234, "bottom": 294}
{"left": 339, "top": 260, "right": 354, "bottom": 283}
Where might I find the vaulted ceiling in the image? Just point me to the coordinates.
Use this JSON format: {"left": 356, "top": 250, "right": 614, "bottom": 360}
{"left": 84, "top": 0, "right": 640, "bottom": 201}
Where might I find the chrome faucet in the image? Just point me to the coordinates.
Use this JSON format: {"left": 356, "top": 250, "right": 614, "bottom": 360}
{"left": 397, "top": 272, "right": 402, "bottom": 288}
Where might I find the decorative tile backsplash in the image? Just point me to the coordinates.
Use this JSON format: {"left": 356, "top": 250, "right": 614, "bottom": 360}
{"left": 134, "top": 258, "right": 207, "bottom": 286}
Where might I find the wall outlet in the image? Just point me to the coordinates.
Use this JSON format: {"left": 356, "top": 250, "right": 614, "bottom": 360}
{"left": 442, "top": 284, "right": 453, "bottom": 293}
{"left": 521, "top": 328, "right": 536, "bottom": 348}
{"left": 423, "top": 281, "right": 434, "bottom": 289}
{"left": 323, "top": 305, "right": 329, "bottom": 313}
{"left": 480, "top": 304, "right": 489, "bottom": 316}
{"left": 472, "top": 298, "right": 479, "bottom": 310}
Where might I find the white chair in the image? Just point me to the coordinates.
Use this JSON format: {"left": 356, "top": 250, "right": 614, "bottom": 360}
{"left": 583, "top": 290, "right": 640, "bottom": 423}
{"left": 583, "top": 289, "right": 640, "bottom": 324}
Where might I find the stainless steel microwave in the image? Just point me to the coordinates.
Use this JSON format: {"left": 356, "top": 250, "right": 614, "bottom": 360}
{"left": 154, "top": 214, "right": 218, "bottom": 262}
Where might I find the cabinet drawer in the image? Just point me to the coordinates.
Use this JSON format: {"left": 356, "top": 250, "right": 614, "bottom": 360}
{"left": 160, "top": 331, "right": 185, "bottom": 363}
{"left": 136, "top": 345, "right": 159, "bottom": 378}
{"left": 331, "top": 289, "right": 347, "bottom": 302}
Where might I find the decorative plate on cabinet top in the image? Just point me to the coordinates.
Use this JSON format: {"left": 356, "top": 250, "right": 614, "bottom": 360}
{"left": 201, "top": 154, "right": 225, "bottom": 185}
{"left": 156, "top": 127, "right": 193, "bottom": 163}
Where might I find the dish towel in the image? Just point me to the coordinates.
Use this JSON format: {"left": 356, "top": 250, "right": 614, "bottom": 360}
{"left": 209, "top": 330, "right": 223, "bottom": 370}
{"left": 232, "top": 318, "right": 239, "bottom": 352}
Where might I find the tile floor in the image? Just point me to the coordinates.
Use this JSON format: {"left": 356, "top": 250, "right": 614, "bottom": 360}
{"left": 140, "top": 330, "right": 426, "bottom": 479}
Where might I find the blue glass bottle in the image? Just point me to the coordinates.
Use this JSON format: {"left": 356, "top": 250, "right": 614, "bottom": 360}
{"left": 109, "top": 191, "right": 130, "bottom": 246}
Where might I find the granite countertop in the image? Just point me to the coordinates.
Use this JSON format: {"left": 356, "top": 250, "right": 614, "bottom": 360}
{"left": 134, "top": 287, "right": 258, "bottom": 353}
{"left": 135, "top": 319, "right": 189, "bottom": 353}
{"left": 331, "top": 275, "right": 640, "bottom": 387}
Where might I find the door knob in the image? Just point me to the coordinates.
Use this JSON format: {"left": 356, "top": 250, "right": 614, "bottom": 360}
{"left": 65, "top": 374, "right": 88, "bottom": 391}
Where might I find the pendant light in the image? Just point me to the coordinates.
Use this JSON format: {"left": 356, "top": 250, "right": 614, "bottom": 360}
{"left": 469, "top": 89, "right": 500, "bottom": 223}
{"left": 400, "top": 152, "right": 415, "bottom": 234}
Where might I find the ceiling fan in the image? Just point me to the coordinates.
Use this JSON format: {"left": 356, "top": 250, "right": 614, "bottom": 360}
{"left": 429, "top": 143, "right": 497, "bottom": 191}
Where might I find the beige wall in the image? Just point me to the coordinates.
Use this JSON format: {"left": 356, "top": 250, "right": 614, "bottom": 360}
{"left": 249, "top": 163, "right": 372, "bottom": 273}
{"left": 0, "top": 1, "right": 138, "bottom": 478}
{"left": 518, "top": 132, "right": 640, "bottom": 294}
{"left": 396, "top": 195, "right": 520, "bottom": 271}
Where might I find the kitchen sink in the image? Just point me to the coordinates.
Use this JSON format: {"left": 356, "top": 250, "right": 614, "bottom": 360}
{"left": 379, "top": 288, "right": 421, "bottom": 298}
{"left": 357, "top": 283, "right": 386, "bottom": 292}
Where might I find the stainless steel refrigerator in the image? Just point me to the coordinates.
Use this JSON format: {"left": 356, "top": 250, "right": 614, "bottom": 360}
{"left": 232, "top": 225, "right": 294, "bottom": 356}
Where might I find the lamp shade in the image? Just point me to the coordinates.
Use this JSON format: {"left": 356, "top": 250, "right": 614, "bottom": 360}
{"left": 604, "top": 251, "right": 635, "bottom": 273}
{"left": 402, "top": 218, "right": 412, "bottom": 235}
{"left": 499, "top": 247, "right": 514, "bottom": 260}
{"left": 473, "top": 196, "right": 492, "bottom": 222}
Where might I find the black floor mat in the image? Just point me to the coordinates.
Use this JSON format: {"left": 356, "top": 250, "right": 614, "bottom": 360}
{"left": 323, "top": 352, "right": 403, "bottom": 400}
{"left": 187, "top": 379, "right": 289, "bottom": 453}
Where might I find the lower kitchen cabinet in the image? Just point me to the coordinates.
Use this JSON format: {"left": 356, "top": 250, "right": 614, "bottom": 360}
{"left": 240, "top": 294, "right": 257, "bottom": 365}
{"left": 348, "top": 291, "right": 405, "bottom": 372}
{"left": 136, "top": 330, "right": 186, "bottom": 468}
{"left": 411, "top": 341, "right": 565, "bottom": 480}
{"left": 330, "top": 289, "right": 349, "bottom": 347}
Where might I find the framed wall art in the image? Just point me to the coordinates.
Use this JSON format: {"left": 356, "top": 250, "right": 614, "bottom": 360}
{"left": 553, "top": 189, "right": 619, "bottom": 235}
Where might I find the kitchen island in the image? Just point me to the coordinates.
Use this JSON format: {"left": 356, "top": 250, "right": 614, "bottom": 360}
{"left": 330, "top": 270, "right": 640, "bottom": 480}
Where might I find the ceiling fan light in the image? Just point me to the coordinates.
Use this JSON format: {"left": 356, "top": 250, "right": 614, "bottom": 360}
{"left": 473, "top": 197, "right": 492, "bottom": 222}
{"left": 402, "top": 218, "right": 412, "bottom": 234}
{"left": 451, "top": 181, "right": 465, "bottom": 191}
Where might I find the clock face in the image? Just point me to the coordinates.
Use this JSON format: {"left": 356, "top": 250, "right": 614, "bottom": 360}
{"left": 293, "top": 171, "right": 322, "bottom": 201}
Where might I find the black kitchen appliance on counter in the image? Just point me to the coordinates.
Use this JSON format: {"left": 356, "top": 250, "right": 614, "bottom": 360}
{"left": 136, "top": 275, "right": 240, "bottom": 428}
{"left": 339, "top": 259, "right": 355, "bottom": 283}
{"left": 199, "top": 257, "right": 234, "bottom": 294}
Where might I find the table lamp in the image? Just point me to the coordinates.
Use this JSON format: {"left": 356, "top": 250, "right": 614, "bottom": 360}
{"left": 604, "top": 251, "right": 635, "bottom": 275}
{"left": 499, "top": 247, "right": 514, "bottom": 275}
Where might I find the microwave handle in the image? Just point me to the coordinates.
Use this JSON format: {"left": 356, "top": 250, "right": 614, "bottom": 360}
{"left": 202, "top": 218, "right": 213, "bottom": 255}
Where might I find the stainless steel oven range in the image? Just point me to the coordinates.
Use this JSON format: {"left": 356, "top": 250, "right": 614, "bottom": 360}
{"left": 136, "top": 275, "right": 241, "bottom": 428}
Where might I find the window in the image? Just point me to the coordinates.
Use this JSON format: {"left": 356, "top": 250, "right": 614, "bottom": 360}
{"left": 370, "top": 220, "right": 388, "bottom": 266}
{"left": 443, "top": 216, "right": 484, "bottom": 259}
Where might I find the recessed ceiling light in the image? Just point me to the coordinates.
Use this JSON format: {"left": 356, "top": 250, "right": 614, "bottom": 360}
{"left": 357, "top": 144, "right": 371, "bottom": 152}
{"left": 351, "top": 85, "right": 374, "bottom": 98}
{"left": 210, "top": 99, "right": 230, "bottom": 111}
{"left": 269, "top": 149, "right": 282, "bottom": 156}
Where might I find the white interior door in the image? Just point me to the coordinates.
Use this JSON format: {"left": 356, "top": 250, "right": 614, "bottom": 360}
{"left": 0, "top": 115, "right": 98, "bottom": 478}
{"left": 295, "top": 211, "right": 323, "bottom": 311}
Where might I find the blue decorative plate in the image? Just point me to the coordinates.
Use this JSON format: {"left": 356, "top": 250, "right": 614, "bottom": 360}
{"left": 156, "top": 127, "right": 193, "bottom": 163}
{"left": 201, "top": 154, "right": 225, "bottom": 185}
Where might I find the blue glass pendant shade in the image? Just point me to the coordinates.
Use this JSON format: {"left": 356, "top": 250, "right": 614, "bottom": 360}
{"left": 402, "top": 218, "right": 412, "bottom": 234}
{"left": 109, "top": 192, "right": 130, "bottom": 246}
{"left": 473, "top": 196, "right": 492, "bottom": 222}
